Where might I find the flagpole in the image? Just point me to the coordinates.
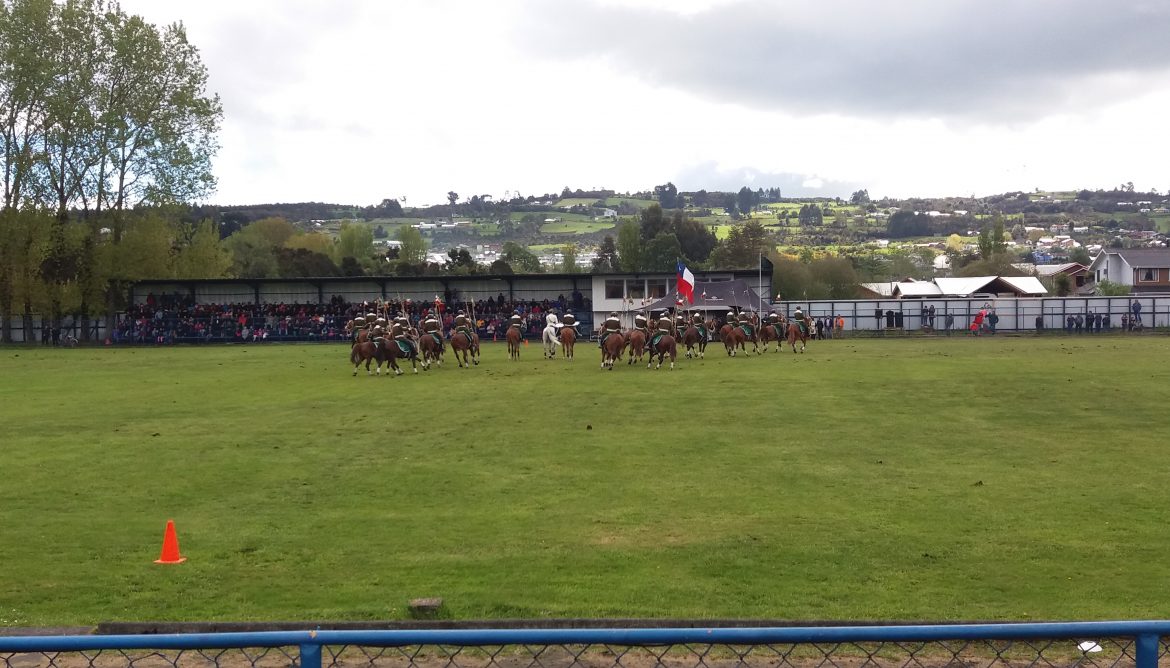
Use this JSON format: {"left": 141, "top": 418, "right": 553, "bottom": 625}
{"left": 758, "top": 251, "right": 764, "bottom": 314}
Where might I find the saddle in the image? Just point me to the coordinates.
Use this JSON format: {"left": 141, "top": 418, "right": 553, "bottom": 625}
{"left": 737, "top": 324, "right": 754, "bottom": 339}
{"left": 650, "top": 332, "right": 669, "bottom": 348}
{"left": 427, "top": 331, "right": 442, "bottom": 347}
{"left": 393, "top": 337, "right": 415, "bottom": 355}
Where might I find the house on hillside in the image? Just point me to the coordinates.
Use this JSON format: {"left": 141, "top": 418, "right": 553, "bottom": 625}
{"left": 1034, "top": 262, "right": 1090, "bottom": 294}
{"left": 1086, "top": 248, "right": 1170, "bottom": 294}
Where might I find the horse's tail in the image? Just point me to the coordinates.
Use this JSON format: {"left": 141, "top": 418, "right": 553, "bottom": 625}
{"left": 350, "top": 344, "right": 360, "bottom": 364}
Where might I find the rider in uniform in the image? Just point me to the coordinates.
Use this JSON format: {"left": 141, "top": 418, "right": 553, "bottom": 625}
{"left": 674, "top": 312, "right": 687, "bottom": 336}
{"left": 738, "top": 310, "right": 755, "bottom": 338}
{"left": 453, "top": 310, "right": 474, "bottom": 339}
{"left": 726, "top": 310, "right": 737, "bottom": 331}
{"left": 652, "top": 311, "right": 673, "bottom": 344}
{"left": 421, "top": 310, "right": 441, "bottom": 344}
{"left": 391, "top": 315, "right": 416, "bottom": 356}
{"left": 508, "top": 310, "right": 524, "bottom": 335}
{"left": 350, "top": 316, "right": 366, "bottom": 341}
{"left": 793, "top": 306, "right": 808, "bottom": 336}
{"left": 633, "top": 313, "right": 650, "bottom": 337}
{"left": 561, "top": 312, "right": 577, "bottom": 334}
{"left": 768, "top": 310, "right": 783, "bottom": 334}
{"left": 692, "top": 311, "right": 708, "bottom": 341}
{"left": 599, "top": 311, "right": 622, "bottom": 348}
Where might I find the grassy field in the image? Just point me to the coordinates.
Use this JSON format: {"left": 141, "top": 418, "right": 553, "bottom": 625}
{"left": 539, "top": 221, "right": 616, "bottom": 234}
{"left": 3, "top": 336, "right": 1170, "bottom": 626}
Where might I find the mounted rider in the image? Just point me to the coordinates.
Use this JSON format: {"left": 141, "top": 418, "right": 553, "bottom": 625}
{"left": 453, "top": 310, "right": 475, "bottom": 340}
{"left": 508, "top": 310, "right": 524, "bottom": 336}
{"left": 633, "top": 313, "right": 650, "bottom": 337}
{"left": 673, "top": 312, "right": 687, "bottom": 336}
{"left": 650, "top": 311, "right": 673, "bottom": 348}
{"left": 737, "top": 310, "right": 755, "bottom": 339}
{"left": 561, "top": 312, "right": 578, "bottom": 334}
{"left": 421, "top": 310, "right": 442, "bottom": 346}
{"left": 793, "top": 306, "right": 809, "bottom": 336}
{"left": 691, "top": 311, "right": 708, "bottom": 341}
{"left": 726, "top": 310, "right": 738, "bottom": 331}
{"left": 767, "top": 311, "right": 783, "bottom": 334}
{"left": 599, "top": 311, "right": 622, "bottom": 348}
{"left": 349, "top": 316, "right": 366, "bottom": 341}
{"left": 390, "top": 314, "right": 417, "bottom": 356}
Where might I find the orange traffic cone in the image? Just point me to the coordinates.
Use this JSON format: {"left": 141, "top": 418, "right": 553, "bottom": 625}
{"left": 523, "top": 339, "right": 528, "bottom": 346}
{"left": 154, "top": 519, "right": 186, "bottom": 564}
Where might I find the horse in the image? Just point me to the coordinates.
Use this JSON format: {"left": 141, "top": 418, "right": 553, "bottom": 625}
{"left": 559, "top": 325, "right": 576, "bottom": 361}
{"left": 625, "top": 329, "right": 648, "bottom": 365}
{"left": 542, "top": 323, "right": 561, "bottom": 359}
{"left": 600, "top": 331, "right": 625, "bottom": 370}
{"left": 758, "top": 322, "right": 781, "bottom": 353}
{"left": 418, "top": 331, "right": 445, "bottom": 369}
{"left": 350, "top": 339, "right": 389, "bottom": 376}
{"left": 681, "top": 325, "right": 707, "bottom": 359}
{"left": 450, "top": 330, "right": 480, "bottom": 368}
{"left": 720, "top": 323, "right": 743, "bottom": 357}
{"left": 735, "top": 321, "right": 761, "bottom": 355}
{"left": 785, "top": 321, "right": 809, "bottom": 354}
{"left": 647, "top": 331, "right": 677, "bottom": 370}
{"left": 506, "top": 326, "right": 523, "bottom": 360}
{"left": 383, "top": 336, "right": 422, "bottom": 373}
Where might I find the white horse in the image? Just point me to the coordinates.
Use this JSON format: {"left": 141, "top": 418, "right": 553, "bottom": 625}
{"left": 542, "top": 313, "right": 562, "bottom": 359}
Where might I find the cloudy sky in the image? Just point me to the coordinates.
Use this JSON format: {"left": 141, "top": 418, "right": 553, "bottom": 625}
{"left": 119, "top": 0, "right": 1170, "bottom": 206}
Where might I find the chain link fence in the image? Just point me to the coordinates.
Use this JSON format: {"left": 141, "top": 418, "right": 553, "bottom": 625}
{"left": 3, "top": 625, "right": 1169, "bottom": 668}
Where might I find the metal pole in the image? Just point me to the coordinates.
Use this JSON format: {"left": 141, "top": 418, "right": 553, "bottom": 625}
{"left": 300, "top": 644, "right": 322, "bottom": 668}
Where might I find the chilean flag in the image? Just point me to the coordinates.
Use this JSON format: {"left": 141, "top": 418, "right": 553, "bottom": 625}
{"left": 676, "top": 261, "right": 695, "bottom": 304}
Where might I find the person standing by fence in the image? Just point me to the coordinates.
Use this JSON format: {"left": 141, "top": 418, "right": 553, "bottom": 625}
{"left": 1132, "top": 299, "right": 1143, "bottom": 327}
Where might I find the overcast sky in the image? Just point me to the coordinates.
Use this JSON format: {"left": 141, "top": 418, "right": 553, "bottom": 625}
{"left": 119, "top": 0, "right": 1170, "bottom": 206}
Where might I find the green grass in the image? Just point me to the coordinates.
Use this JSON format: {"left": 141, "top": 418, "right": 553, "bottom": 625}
{"left": 540, "top": 221, "right": 616, "bottom": 234}
{"left": 2, "top": 337, "right": 1170, "bottom": 625}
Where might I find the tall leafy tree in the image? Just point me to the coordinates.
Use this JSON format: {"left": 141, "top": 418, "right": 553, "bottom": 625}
{"left": 396, "top": 224, "right": 427, "bottom": 266}
{"left": 616, "top": 220, "right": 643, "bottom": 272}
{"left": 593, "top": 234, "right": 618, "bottom": 271}
{"left": 559, "top": 244, "right": 578, "bottom": 273}
{"left": 336, "top": 221, "right": 374, "bottom": 264}
{"left": 638, "top": 203, "right": 669, "bottom": 241}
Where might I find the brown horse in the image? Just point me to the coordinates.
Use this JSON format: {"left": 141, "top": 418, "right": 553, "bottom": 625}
{"left": 383, "top": 336, "right": 421, "bottom": 374}
{"left": 600, "top": 331, "right": 625, "bottom": 370}
{"left": 450, "top": 330, "right": 480, "bottom": 368}
{"left": 735, "top": 321, "right": 761, "bottom": 355}
{"left": 559, "top": 326, "right": 576, "bottom": 361}
{"left": 350, "top": 339, "right": 389, "bottom": 375}
{"left": 418, "top": 331, "right": 444, "bottom": 369}
{"left": 681, "top": 325, "right": 707, "bottom": 359}
{"left": 625, "top": 329, "right": 648, "bottom": 365}
{"left": 785, "top": 322, "right": 809, "bottom": 354}
{"left": 647, "top": 331, "right": 677, "bottom": 370}
{"left": 720, "top": 323, "right": 744, "bottom": 357}
{"left": 506, "top": 326, "right": 523, "bottom": 360}
{"left": 759, "top": 323, "right": 781, "bottom": 353}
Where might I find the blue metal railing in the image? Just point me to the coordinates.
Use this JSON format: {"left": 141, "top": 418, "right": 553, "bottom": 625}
{"left": 1, "top": 622, "right": 1168, "bottom": 668}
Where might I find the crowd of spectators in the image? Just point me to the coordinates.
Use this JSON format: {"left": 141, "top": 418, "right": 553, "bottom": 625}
{"left": 108, "top": 291, "right": 592, "bottom": 345}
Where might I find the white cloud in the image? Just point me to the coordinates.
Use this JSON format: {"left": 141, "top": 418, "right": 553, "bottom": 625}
{"left": 117, "top": 0, "right": 1170, "bottom": 205}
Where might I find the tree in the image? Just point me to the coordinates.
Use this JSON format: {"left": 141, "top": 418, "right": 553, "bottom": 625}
{"left": 336, "top": 221, "right": 374, "bottom": 263}
{"left": 593, "top": 235, "right": 618, "bottom": 271}
{"left": 886, "top": 210, "right": 931, "bottom": 238}
{"left": 1053, "top": 273, "right": 1072, "bottom": 296}
{"left": 489, "top": 258, "right": 513, "bottom": 274}
{"left": 672, "top": 213, "right": 717, "bottom": 263}
{"left": 559, "top": 244, "right": 578, "bottom": 273}
{"left": 1095, "top": 280, "right": 1130, "bottom": 296}
{"left": 641, "top": 232, "right": 683, "bottom": 272}
{"left": 1069, "top": 246, "right": 1092, "bottom": 265}
{"left": 850, "top": 189, "right": 870, "bottom": 205}
{"left": 798, "top": 204, "right": 823, "bottom": 227}
{"left": 737, "top": 186, "right": 758, "bottom": 216}
{"left": 276, "top": 247, "right": 338, "bottom": 278}
{"left": 709, "top": 220, "right": 770, "bottom": 268}
{"left": 173, "top": 219, "right": 230, "bottom": 279}
{"left": 501, "top": 241, "right": 540, "bottom": 272}
{"left": 616, "top": 220, "right": 643, "bottom": 272}
{"left": 654, "top": 182, "right": 678, "bottom": 209}
{"left": 445, "top": 248, "right": 477, "bottom": 273}
{"left": 639, "top": 203, "right": 669, "bottom": 241}
{"left": 396, "top": 224, "right": 427, "bottom": 265}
